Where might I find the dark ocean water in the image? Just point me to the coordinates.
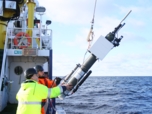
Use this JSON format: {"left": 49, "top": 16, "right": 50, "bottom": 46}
{"left": 56, "top": 76, "right": 152, "bottom": 114}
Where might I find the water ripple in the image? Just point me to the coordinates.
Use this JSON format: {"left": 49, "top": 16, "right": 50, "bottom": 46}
{"left": 56, "top": 76, "right": 152, "bottom": 114}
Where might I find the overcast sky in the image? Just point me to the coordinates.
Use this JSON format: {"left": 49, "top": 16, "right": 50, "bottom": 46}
{"left": 38, "top": 0, "right": 152, "bottom": 76}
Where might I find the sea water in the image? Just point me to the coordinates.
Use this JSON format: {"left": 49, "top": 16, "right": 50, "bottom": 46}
{"left": 56, "top": 76, "right": 152, "bottom": 114}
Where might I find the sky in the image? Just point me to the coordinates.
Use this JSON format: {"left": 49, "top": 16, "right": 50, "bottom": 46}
{"left": 37, "top": 0, "right": 152, "bottom": 76}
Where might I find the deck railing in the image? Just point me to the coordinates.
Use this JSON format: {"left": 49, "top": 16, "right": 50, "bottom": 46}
{"left": 6, "top": 27, "right": 52, "bottom": 50}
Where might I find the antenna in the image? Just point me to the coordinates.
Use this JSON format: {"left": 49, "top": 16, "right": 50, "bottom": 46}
{"left": 120, "top": 10, "right": 132, "bottom": 24}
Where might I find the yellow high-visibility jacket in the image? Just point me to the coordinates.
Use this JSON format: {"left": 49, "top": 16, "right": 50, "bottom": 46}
{"left": 16, "top": 80, "right": 63, "bottom": 114}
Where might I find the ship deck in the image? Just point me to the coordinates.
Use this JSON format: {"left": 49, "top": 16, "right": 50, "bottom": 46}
{"left": 0, "top": 104, "right": 17, "bottom": 114}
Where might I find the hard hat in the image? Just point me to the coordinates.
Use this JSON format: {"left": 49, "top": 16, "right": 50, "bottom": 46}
{"left": 35, "top": 65, "right": 44, "bottom": 73}
{"left": 25, "top": 68, "right": 37, "bottom": 79}
{"left": 43, "top": 62, "right": 48, "bottom": 72}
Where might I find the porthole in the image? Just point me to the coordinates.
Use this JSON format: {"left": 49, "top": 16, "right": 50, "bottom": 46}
{"left": 14, "top": 66, "right": 23, "bottom": 75}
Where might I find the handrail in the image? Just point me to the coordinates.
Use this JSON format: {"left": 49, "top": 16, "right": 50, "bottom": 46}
{"left": 7, "top": 27, "right": 52, "bottom": 50}
{"left": 0, "top": 27, "right": 9, "bottom": 90}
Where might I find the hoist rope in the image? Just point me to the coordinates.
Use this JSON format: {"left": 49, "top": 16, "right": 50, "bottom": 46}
{"left": 87, "top": 0, "right": 97, "bottom": 49}
{"left": 82, "top": 0, "right": 98, "bottom": 65}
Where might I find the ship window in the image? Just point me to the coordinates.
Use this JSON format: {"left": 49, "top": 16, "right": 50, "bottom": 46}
{"left": 14, "top": 66, "right": 23, "bottom": 75}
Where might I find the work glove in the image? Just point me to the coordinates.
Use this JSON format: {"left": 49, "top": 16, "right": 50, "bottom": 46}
{"left": 55, "top": 77, "right": 62, "bottom": 85}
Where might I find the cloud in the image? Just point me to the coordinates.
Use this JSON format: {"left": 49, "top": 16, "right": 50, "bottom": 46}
{"left": 90, "top": 53, "right": 152, "bottom": 76}
{"left": 38, "top": 0, "right": 152, "bottom": 26}
{"left": 122, "top": 31, "right": 147, "bottom": 43}
{"left": 38, "top": 0, "right": 94, "bottom": 25}
{"left": 61, "top": 33, "right": 88, "bottom": 49}
{"left": 115, "top": 1, "right": 152, "bottom": 15}
{"left": 53, "top": 53, "right": 83, "bottom": 76}
{"left": 53, "top": 49, "right": 152, "bottom": 76}
{"left": 38, "top": 0, "right": 121, "bottom": 25}
{"left": 38, "top": 0, "right": 152, "bottom": 76}
{"left": 60, "top": 16, "right": 124, "bottom": 50}
{"left": 149, "top": 44, "right": 152, "bottom": 49}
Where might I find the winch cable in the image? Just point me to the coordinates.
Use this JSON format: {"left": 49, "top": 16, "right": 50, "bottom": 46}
{"left": 82, "top": 0, "right": 97, "bottom": 64}
{"left": 87, "top": 0, "right": 97, "bottom": 49}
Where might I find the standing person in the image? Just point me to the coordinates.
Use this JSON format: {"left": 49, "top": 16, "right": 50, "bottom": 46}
{"left": 35, "top": 65, "right": 62, "bottom": 114}
{"left": 16, "top": 68, "right": 72, "bottom": 114}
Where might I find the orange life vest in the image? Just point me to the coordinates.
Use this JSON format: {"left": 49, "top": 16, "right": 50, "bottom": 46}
{"left": 38, "top": 77, "right": 56, "bottom": 88}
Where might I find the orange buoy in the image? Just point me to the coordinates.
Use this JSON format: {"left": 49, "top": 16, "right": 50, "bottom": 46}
{"left": 13, "top": 32, "right": 31, "bottom": 49}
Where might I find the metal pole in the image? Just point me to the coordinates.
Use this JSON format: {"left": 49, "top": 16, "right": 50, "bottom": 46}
{"left": 40, "top": 14, "right": 42, "bottom": 49}
{"left": 48, "top": 49, "right": 55, "bottom": 114}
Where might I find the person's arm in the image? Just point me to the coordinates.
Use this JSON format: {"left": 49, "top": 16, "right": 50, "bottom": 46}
{"left": 48, "top": 84, "right": 73, "bottom": 98}
{"left": 37, "top": 83, "right": 72, "bottom": 99}
{"left": 48, "top": 85, "right": 66, "bottom": 98}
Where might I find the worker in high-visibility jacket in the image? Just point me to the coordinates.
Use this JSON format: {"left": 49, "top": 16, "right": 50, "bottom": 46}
{"left": 16, "top": 68, "right": 72, "bottom": 114}
{"left": 35, "top": 65, "right": 62, "bottom": 114}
